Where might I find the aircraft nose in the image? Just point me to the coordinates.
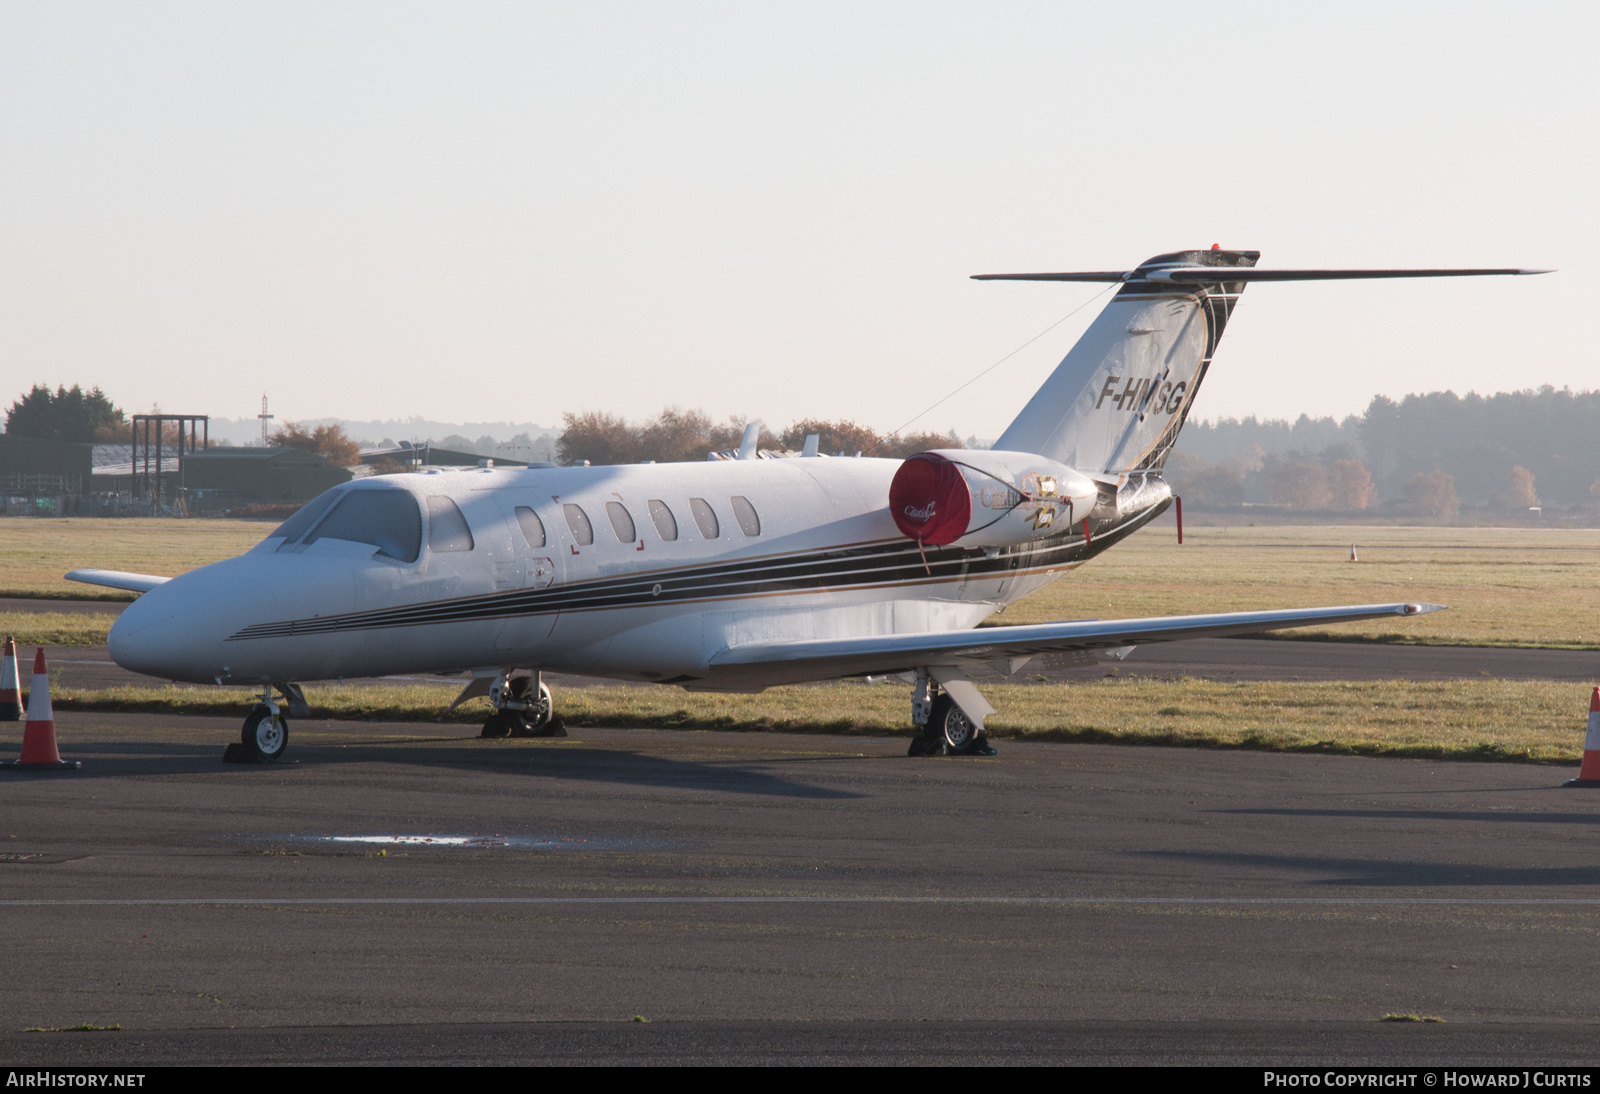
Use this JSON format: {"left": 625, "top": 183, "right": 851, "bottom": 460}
{"left": 109, "top": 569, "right": 278, "bottom": 684}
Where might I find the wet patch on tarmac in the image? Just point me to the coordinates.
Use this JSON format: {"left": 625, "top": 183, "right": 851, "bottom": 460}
{"left": 275, "top": 833, "right": 678, "bottom": 851}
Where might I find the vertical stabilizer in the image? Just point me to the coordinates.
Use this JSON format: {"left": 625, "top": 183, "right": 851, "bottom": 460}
{"left": 991, "top": 249, "right": 1256, "bottom": 474}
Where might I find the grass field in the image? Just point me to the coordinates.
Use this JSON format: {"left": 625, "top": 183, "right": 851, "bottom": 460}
{"left": 0, "top": 518, "right": 268, "bottom": 600}
{"left": 1003, "top": 523, "right": 1600, "bottom": 649}
{"left": 35, "top": 677, "right": 1597, "bottom": 765}
{"left": 0, "top": 612, "right": 119, "bottom": 646}
{"left": 2, "top": 518, "right": 1596, "bottom": 648}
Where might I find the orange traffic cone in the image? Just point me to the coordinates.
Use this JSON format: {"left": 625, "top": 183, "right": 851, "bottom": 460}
{"left": 1563, "top": 687, "right": 1600, "bottom": 787}
{"left": 1, "top": 648, "right": 79, "bottom": 770}
{"left": 0, "top": 637, "right": 20, "bottom": 721}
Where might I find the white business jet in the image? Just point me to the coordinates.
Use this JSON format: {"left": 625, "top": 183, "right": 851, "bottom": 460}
{"left": 70, "top": 248, "right": 1545, "bottom": 761}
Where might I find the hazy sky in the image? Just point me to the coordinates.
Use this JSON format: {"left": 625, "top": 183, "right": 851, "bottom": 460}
{"left": 2, "top": 2, "right": 1594, "bottom": 441}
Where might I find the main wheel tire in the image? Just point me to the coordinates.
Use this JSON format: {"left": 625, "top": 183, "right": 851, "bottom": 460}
{"left": 508, "top": 680, "right": 563, "bottom": 738}
{"left": 241, "top": 704, "right": 290, "bottom": 762}
{"left": 929, "top": 694, "right": 977, "bottom": 754}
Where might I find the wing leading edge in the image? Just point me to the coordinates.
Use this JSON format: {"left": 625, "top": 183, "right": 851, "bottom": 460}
{"left": 710, "top": 602, "right": 1443, "bottom": 680}
{"left": 64, "top": 569, "right": 172, "bottom": 594}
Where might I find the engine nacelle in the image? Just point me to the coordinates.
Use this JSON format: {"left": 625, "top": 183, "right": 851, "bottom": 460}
{"left": 888, "top": 449, "right": 1099, "bottom": 548}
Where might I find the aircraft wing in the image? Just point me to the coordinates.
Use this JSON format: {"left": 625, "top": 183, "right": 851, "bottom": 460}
{"left": 710, "top": 602, "right": 1442, "bottom": 679}
{"left": 64, "top": 569, "right": 172, "bottom": 594}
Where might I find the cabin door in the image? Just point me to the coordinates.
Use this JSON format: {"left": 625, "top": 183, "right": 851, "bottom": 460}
{"left": 491, "top": 493, "right": 564, "bottom": 654}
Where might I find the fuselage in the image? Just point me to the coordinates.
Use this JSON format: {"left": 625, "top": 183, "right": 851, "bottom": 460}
{"left": 108, "top": 456, "right": 1170, "bottom": 690}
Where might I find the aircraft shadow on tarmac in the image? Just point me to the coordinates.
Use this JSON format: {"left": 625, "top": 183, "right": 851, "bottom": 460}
{"left": 1224, "top": 806, "right": 1600, "bottom": 827}
{"left": 2, "top": 736, "right": 861, "bottom": 800}
{"left": 1143, "top": 849, "right": 1600, "bottom": 887}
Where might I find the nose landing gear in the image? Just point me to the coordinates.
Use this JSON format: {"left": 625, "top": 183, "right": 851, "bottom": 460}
{"left": 481, "top": 671, "right": 566, "bottom": 739}
{"left": 223, "top": 686, "right": 291, "bottom": 763}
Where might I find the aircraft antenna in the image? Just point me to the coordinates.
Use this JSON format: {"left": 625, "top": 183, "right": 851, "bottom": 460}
{"left": 865, "top": 281, "right": 1116, "bottom": 456}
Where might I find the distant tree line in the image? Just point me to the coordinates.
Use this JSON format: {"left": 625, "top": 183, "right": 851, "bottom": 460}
{"left": 4, "top": 384, "right": 127, "bottom": 442}
{"left": 8, "top": 380, "right": 1594, "bottom": 514}
{"left": 1360, "top": 387, "right": 1600, "bottom": 506}
{"left": 555, "top": 407, "right": 962, "bottom": 466}
{"left": 1179, "top": 413, "right": 1362, "bottom": 463}
{"left": 1169, "top": 387, "right": 1600, "bottom": 513}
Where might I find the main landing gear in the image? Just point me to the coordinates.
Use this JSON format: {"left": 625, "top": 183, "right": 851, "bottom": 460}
{"left": 481, "top": 671, "right": 566, "bottom": 738}
{"left": 906, "top": 668, "right": 996, "bottom": 758}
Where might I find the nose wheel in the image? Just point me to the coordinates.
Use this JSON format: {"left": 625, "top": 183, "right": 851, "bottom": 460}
{"left": 481, "top": 672, "right": 565, "bottom": 738}
{"left": 240, "top": 701, "right": 290, "bottom": 761}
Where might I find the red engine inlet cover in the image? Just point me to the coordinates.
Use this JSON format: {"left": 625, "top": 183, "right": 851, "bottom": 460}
{"left": 889, "top": 453, "right": 972, "bottom": 545}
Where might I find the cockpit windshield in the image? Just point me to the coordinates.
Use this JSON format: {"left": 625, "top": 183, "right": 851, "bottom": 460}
{"left": 305, "top": 489, "right": 423, "bottom": 562}
{"left": 268, "top": 488, "right": 341, "bottom": 545}
{"left": 269, "top": 485, "right": 423, "bottom": 563}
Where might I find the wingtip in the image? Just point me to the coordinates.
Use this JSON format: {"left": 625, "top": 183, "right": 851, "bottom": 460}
{"left": 1403, "top": 602, "right": 1448, "bottom": 615}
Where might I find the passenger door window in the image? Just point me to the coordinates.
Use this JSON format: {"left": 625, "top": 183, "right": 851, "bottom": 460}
{"left": 647, "top": 499, "right": 678, "bottom": 541}
{"left": 730, "top": 495, "right": 761, "bottom": 536}
{"left": 563, "top": 503, "right": 594, "bottom": 546}
{"left": 689, "top": 497, "right": 720, "bottom": 539}
{"left": 514, "top": 505, "right": 546, "bottom": 548}
{"left": 605, "top": 501, "right": 637, "bottom": 543}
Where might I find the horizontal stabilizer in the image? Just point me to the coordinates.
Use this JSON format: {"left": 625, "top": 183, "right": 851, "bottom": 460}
{"left": 64, "top": 569, "right": 171, "bottom": 594}
{"left": 711, "top": 602, "right": 1443, "bottom": 680}
{"left": 973, "top": 268, "right": 1550, "bottom": 282}
{"left": 972, "top": 270, "right": 1132, "bottom": 282}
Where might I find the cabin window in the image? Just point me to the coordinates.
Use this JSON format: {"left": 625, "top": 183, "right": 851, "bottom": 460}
{"left": 605, "top": 501, "right": 636, "bottom": 543}
{"left": 427, "top": 496, "right": 475, "bottom": 553}
{"left": 270, "top": 488, "right": 341, "bottom": 547}
{"left": 730, "top": 495, "right": 761, "bottom": 536}
{"left": 514, "top": 505, "right": 546, "bottom": 548}
{"left": 689, "top": 497, "right": 719, "bottom": 539}
{"left": 303, "top": 488, "right": 423, "bottom": 563}
{"left": 563, "top": 503, "right": 594, "bottom": 545}
{"left": 647, "top": 499, "right": 678, "bottom": 541}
